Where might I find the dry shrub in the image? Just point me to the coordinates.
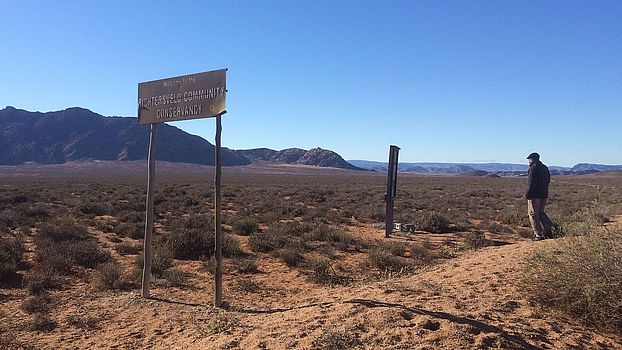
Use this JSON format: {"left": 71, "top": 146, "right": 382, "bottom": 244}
{"left": 236, "top": 279, "right": 260, "bottom": 293}
{"left": 308, "top": 257, "right": 333, "bottom": 284}
{"left": 367, "top": 247, "right": 407, "bottom": 272}
{"left": 496, "top": 208, "right": 528, "bottom": 226}
{"left": 24, "top": 266, "right": 61, "bottom": 294}
{"left": 0, "top": 234, "right": 24, "bottom": 279}
{"left": 523, "top": 228, "right": 622, "bottom": 333}
{"left": 410, "top": 240, "right": 435, "bottom": 265}
{"left": 278, "top": 247, "right": 305, "bottom": 267}
{"left": 162, "top": 215, "right": 214, "bottom": 260}
{"left": 464, "top": 231, "right": 488, "bottom": 250}
{"left": 223, "top": 234, "right": 243, "bottom": 258}
{"left": 93, "top": 261, "right": 125, "bottom": 291}
{"left": 29, "top": 314, "right": 57, "bottom": 332}
{"left": 21, "top": 293, "right": 53, "bottom": 314}
{"left": 313, "top": 330, "right": 361, "bottom": 349}
{"left": 232, "top": 218, "right": 259, "bottom": 236}
{"left": 115, "top": 242, "right": 142, "bottom": 255}
{"left": 161, "top": 268, "right": 187, "bottom": 287}
{"left": 379, "top": 241, "right": 408, "bottom": 257}
{"left": 417, "top": 212, "right": 452, "bottom": 233}
{"left": 134, "top": 247, "right": 173, "bottom": 277}
{"left": 233, "top": 258, "right": 259, "bottom": 274}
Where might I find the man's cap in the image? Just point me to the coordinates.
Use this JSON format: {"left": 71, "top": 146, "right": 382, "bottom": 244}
{"left": 527, "top": 152, "right": 540, "bottom": 160}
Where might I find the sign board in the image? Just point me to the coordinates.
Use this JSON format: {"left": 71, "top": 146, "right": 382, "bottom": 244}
{"left": 138, "top": 69, "right": 226, "bottom": 124}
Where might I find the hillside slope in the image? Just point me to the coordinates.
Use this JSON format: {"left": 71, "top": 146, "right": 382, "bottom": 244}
{"left": 0, "top": 106, "right": 249, "bottom": 166}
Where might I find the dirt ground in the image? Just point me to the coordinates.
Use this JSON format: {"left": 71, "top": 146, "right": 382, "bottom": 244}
{"left": 2, "top": 218, "right": 622, "bottom": 350}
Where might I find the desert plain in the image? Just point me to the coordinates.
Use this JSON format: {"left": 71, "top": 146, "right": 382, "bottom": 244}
{"left": 1, "top": 161, "right": 621, "bottom": 349}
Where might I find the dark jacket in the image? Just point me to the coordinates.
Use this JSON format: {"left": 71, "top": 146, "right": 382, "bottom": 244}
{"left": 526, "top": 161, "right": 550, "bottom": 199}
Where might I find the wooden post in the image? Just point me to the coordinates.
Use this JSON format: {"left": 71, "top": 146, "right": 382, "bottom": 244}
{"left": 141, "top": 123, "right": 158, "bottom": 298}
{"left": 214, "top": 115, "right": 223, "bottom": 307}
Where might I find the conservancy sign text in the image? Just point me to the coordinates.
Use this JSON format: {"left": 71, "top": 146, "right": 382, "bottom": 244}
{"left": 138, "top": 69, "right": 226, "bottom": 124}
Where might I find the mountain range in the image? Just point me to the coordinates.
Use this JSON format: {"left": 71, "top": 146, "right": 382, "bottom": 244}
{"left": 1, "top": 106, "right": 620, "bottom": 175}
{"left": 0, "top": 106, "right": 358, "bottom": 169}
{"left": 348, "top": 160, "right": 622, "bottom": 175}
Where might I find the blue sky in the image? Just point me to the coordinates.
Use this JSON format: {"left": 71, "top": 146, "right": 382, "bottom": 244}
{"left": 1, "top": 1, "right": 620, "bottom": 166}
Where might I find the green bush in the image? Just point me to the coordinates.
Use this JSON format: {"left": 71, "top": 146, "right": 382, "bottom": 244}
{"left": 232, "top": 218, "right": 259, "bottom": 236}
{"left": 233, "top": 258, "right": 259, "bottom": 274}
{"left": 523, "top": 228, "right": 622, "bottom": 333}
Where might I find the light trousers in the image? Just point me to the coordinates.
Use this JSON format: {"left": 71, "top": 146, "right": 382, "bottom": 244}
{"left": 528, "top": 198, "right": 553, "bottom": 238}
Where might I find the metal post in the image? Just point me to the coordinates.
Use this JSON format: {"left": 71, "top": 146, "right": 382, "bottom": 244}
{"left": 214, "top": 115, "right": 223, "bottom": 307}
{"left": 141, "top": 123, "right": 158, "bottom": 298}
{"left": 385, "top": 145, "right": 400, "bottom": 237}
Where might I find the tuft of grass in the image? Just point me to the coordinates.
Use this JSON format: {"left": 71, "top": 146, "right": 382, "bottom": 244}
{"left": 161, "top": 268, "right": 187, "bottom": 287}
{"left": 223, "top": 234, "right": 244, "bottom": 258}
{"left": 523, "top": 228, "right": 622, "bottom": 333}
{"left": 207, "top": 311, "right": 239, "bottom": 334}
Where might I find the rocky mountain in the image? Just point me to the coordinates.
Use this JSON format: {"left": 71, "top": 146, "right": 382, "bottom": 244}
{"left": 238, "top": 147, "right": 362, "bottom": 170}
{"left": 0, "top": 106, "right": 250, "bottom": 166}
{"left": 0, "top": 107, "right": 363, "bottom": 170}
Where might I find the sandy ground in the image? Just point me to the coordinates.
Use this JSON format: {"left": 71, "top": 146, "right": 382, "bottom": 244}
{"left": 2, "top": 220, "right": 622, "bottom": 349}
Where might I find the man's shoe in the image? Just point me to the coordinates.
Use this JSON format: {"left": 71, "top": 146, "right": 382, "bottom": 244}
{"left": 533, "top": 236, "right": 545, "bottom": 241}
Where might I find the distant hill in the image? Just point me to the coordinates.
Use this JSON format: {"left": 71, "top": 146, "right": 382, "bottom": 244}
{"left": 0, "top": 106, "right": 362, "bottom": 170}
{"left": 238, "top": 147, "right": 363, "bottom": 171}
{"left": 349, "top": 160, "right": 620, "bottom": 176}
{"left": 0, "top": 106, "right": 249, "bottom": 166}
{"left": 571, "top": 163, "right": 622, "bottom": 172}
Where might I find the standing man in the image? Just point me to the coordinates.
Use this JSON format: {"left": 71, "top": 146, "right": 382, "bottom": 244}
{"left": 526, "top": 152, "right": 553, "bottom": 240}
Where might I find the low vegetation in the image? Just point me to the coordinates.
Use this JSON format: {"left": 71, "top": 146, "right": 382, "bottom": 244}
{"left": 523, "top": 227, "right": 622, "bottom": 334}
{"left": 1, "top": 172, "right": 622, "bottom": 344}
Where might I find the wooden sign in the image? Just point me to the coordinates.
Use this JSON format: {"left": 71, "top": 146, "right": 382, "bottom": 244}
{"left": 138, "top": 69, "right": 226, "bottom": 124}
